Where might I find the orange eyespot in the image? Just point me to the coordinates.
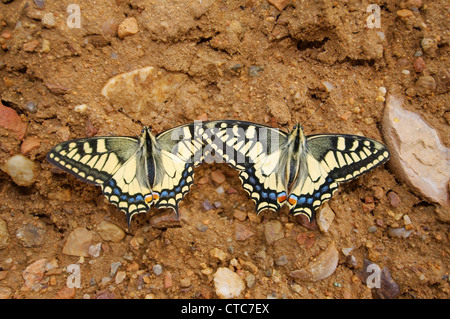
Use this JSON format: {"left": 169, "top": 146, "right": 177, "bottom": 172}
{"left": 277, "top": 194, "right": 287, "bottom": 203}
{"left": 152, "top": 192, "right": 160, "bottom": 201}
{"left": 144, "top": 194, "right": 153, "bottom": 203}
{"left": 288, "top": 196, "right": 297, "bottom": 206}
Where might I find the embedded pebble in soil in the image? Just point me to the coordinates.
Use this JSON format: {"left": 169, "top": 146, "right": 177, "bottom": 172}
{"left": 316, "top": 202, "right": 335, "bottom": 233}
{"left": 0, "top": 219, "right": 9, "bottom": 250}
{"left": 101, "top": 66, "right": 187, "bottom": 122}
{"left": 88, "top": 243, "right": 102, "bottom": 258}
{"left": 213, "top": 267, "right": 246, "bottom": 299}
{"left": 211, "top": 170, "right": 226, "bottom": 184}
{"left": 97, "top": 221, "right": 125, "bottom": 243}
{"left": 290, "top": 242, "right": 338, "bottom": 282}
{"left": 16, "top": 221, "right": 46, "bottom": 247}
{"left": 153, "top": 264, "right": 163, "bottom": 276}
{"left": 118, "top": 17, "right": 139, "bottom": 39}
{"left": 21, "top": 137, "right": 41, "bottom": 155}
{"left": 22, "top": 258, "right": 47, "bottom": 291}
{"left": 62, "top": 228, "right": 93, "bottom": 257}
{"left": 234, "top": 223, "right": 254, "bottom": 242}
{"left": 264, "top": 220, "right": 284, "bottom": 245}
{"left": 3, "top": 155, "right": 36, "bottom": 187}
{"left": 388, "top": 227, "right": 413, "bottom": 239}
{"left": 382, "top": 96, "right": 449, "bottom": 207}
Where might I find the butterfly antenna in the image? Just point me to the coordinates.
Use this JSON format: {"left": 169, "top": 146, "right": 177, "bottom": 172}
{"left": 307, "top": 102, "right": 324, "bottom": 121}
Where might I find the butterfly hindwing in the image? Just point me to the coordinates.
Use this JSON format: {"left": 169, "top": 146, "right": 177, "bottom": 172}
{"left": 202, "top": 120, "right": 289, "bottom": 212}
{"left": 288, "top": 134, "right": 390, "bottom": 219}
{"left": 152, "top": 123, "right": 205, "bottom": 211}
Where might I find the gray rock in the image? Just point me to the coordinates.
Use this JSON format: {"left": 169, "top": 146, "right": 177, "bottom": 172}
{"left": 382, "top": 96, "right": 449, "bottom": 207}
{"left": 152, "top": 264, "right": 163, "bottom": 276}
{"left": 16, "top": 221, "right": 46, "bottom": 247}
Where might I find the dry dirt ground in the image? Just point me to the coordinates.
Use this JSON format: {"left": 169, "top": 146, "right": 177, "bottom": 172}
{"left": 0, "top": 0, "right": 448, "bottom": 299}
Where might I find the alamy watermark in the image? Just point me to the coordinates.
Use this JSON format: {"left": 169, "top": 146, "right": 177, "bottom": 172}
{"left": 66, "top": 4, "right": 81, "bottom": 28}
{"left": 366, "top": 4, "right": 381, "bottom": 29}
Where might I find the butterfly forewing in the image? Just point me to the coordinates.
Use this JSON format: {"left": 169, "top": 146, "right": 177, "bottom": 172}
{"left": 47, "top": 136, "right": 154, "bottom": 223}
{"left": 47, "top": 137, "right": 140, "bottom": 185}
{"left": 203, "top": 121, "right": 289, "bottom": 212}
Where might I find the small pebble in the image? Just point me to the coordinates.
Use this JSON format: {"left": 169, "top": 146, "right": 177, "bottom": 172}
{"left": 213, "top": 267, "right": 245, "bottom": 299}
{"left": 322, "top": 81, "right": 334, "bottom": 92}
{"left": 397, "top": 9, "right": 413, "bottom": 18}
{"left": 388, "top": 227, "right": 413, "bottom": 239}
{"left": 421, "top": 37, "right": 438, "bottom": 56}
{"left": 33, "top": 0, "right": 45, "bottom": 9}
{"left": 97, "top": 221, "right": 125, "bottom": 242}
{"left": 88, "top": 243, "right": 102, "bottom": 257}
{"left": 110, "top": 262, "right": 122, "bottom": 277}
{"left": 376, "top": 266, "right": 400, "bottom": 299}
{"left": 118, "top": 17, "right": 139, "bottom": 39}
{"left": 264, "top": 220, "right": 284, "bottom": 244}
{"left": 211, "top": 170, "right": 226, "bottom": 184}
{"left": 414, "top": 57, "right": 426, "bottom": 73}
{"left": 4, "top": 155, "right": 35, "bottom": 186}
{"left": 249, "top": 66, "right": 264, "bottom": 77}
{"left": 152, "top": 264, "right": 163, "bottom": 276}
{"left": 233, "top": 210, "right": 247, "bottom": 221}
{"left": 234, "top": 223, "right": 254, "bottom": 241}
{"left": 23, "top": 40, "right": 39, "bottom": 52}
{"left": 202, "top": 199, "right": 214, "bottom": 211}
{"left": 115, "top": 271, "right": 126, "bottom": 284}
{"left": 368, "top": 225, "right": 378, "bottom": 233}
{"left": 41, "top": 13, "right": 55, "bottom": 28}
{"left": 387, "top": 191, "right": 401, "bottom": 207}
{"left": 74, "top": 104, "right": 87, "bottom": 113}
{"left": 164, "top": 271, "right": 173, "bottom": 289}
{"left": 0, "top": 219, "right": 9, "bottom": 250}
{"left": 62, "top": 228, "right": 93, "bottom": 257}
{"left": 215, "top": 186, "right": 224, "bottom": 194}
{"left": 26, "top": 101, "right": 38, "bottom": 113}
{"left": 245, "top": 274, "right": 256, "bottom": 288}
{"left": 276, "top": 255, "right": 288, "bottom": 266}
{"left": 290, "top": 242, "right": 338, "bottom": 281}
{"left": 16, "top": 222, "right": 46, "bottom": 247}
{"left": 415, "top": 75, "right": 436, "bottom": 95}
{"left": 196, "top": 222, "right": 208, "bottom": 232}
{"left": 209, "top": 248, "right": 227, "bottom": 261}
{"left": 22, "top": 259, "right": 47, "bottom": 291}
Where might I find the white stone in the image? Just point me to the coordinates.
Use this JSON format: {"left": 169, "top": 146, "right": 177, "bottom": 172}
{"left": 382, "top": 95, "right": 449, "bottom": 207}
{"left": 213, "top": 267, "right": 245, "bottom": 299}
{"left": 3, "top": 154, "right": 35, "bottom": 186}
{"left": 316, "top": 202, "right": 335, "bottom": 233}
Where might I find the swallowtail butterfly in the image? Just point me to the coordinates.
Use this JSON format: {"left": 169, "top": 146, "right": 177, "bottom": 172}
{"left": 47, "top": 124, "right": 204, "bottom": 226}
{"left": 202, "top": 120, "right": 390, "bottom": 221}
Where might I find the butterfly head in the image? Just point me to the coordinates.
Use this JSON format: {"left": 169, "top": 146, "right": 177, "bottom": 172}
{"left": 287, "top": 123, "right": 307, "bottom": 157}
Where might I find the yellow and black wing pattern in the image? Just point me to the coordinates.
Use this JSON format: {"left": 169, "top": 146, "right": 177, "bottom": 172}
{"left": 201, "top": 120, "right": 390, "bottom": 221}
{"left": 47, "top": 123, "right": 204, "bottom": 226}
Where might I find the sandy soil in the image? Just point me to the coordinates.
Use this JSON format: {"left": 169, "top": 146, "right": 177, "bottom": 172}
{"left": 0, "top": 0, "right": 448, "bottom": 299}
